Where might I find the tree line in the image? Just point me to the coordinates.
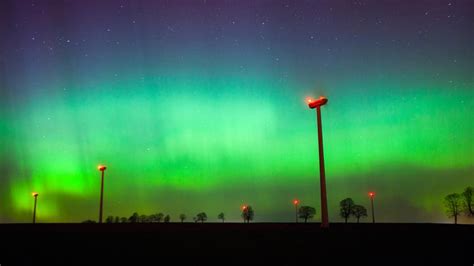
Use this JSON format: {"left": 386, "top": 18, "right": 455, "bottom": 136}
{"left": 81, "top": 187, "right": 474, "bottom": 224}
{"left": 83, "top": 212, "right": 212, "bottom": 223}
{"left": 82, "top": 204, "right": 321, "bottom": 223}
{"left": 82, "top": 207, "right": 254, "bottom": 223}
{"left": 444, "top": 186, "right": 473, "bottom": 224}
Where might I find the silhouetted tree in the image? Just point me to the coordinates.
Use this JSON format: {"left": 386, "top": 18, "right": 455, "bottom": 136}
{"left": 120, "top": 217, "right": 128, "bottom": 223}
{"left": 340, "top": 198, "right": 355, "bottom": 223}
{"left": 179, "top": 214, "right": 186, "bottom": 223}
{"left": 147, "top": 214, "right": 155, "bottom": 222}
{"left": 196, "top": 212, "right": 207, "bottom": 223}
{"left": 164, "top": 215, "right": 170, "bottom": 223}
{"left": 81, "top": 220, "right": 96, "bottom": 223}
{"left": 218, "top": 212, "right": 225, "bottom": 222}
{"left": 462, "top": 186, "right": 473, "bottom": 216}
{"left": 298, "top": 206, "right": 316, "bottom": 223}
{"left": 155, "top": 213, "right": 164, "bottom": 223}
{"left": 352, "top": 205, "right": 368, "bottom": 223}
{"left": 241, "top": 206, "right": 254, "bottom": 223}
{"left": 444, "top": 193, "right": 462, "bottom": 224}
{"left": 114, "top": 216, "right": 120, "bottom": 223}
{"left": 129, "top": 212, "right": 139, "bottom": 223}
{"left": 139, "top": 214, "right": 149, "bottom": 223}
{"left": 105, "top": 216, "right": 114, "bottom": 223}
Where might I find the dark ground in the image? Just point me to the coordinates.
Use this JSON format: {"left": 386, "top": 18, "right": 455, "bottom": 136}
{"left": 0, "top": 223, "right": 472, "bottom": 265}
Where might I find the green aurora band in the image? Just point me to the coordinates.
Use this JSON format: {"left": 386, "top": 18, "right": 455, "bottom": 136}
{"left": 2, "top": 75, "right": 473, "bottom": 223}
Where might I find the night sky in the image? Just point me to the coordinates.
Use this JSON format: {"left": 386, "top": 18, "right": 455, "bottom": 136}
{"left": 0, "top": 0, "right": 473, "bottom": 223}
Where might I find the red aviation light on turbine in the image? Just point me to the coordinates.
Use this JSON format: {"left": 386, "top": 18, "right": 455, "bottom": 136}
{"left": 308, "top": 96, "right": 328, "bottom": 109}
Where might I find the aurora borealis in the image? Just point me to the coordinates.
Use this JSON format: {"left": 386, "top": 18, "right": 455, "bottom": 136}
{"left": 0, "top": 0, "right": 472, "bottom": 223}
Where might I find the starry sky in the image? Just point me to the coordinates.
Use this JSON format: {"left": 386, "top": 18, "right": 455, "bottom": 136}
{"left": 0, "top": 0, "right": 473, "bottom": 223}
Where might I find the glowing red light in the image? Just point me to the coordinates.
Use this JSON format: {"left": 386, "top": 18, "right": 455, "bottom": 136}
{"left": 241, "top": 205, "right": 247, "bottom": 210}
{"left": 293, "top": 199, "right": 300, "bottom": 205}
{"left": 98, "top": 165, "right": 107, "bottom": 171}
{"left": 307, "top": 96, "right": 328, "bottom": 109}
{"left": 369, "top": 192, "right": 375, "bottom": 198}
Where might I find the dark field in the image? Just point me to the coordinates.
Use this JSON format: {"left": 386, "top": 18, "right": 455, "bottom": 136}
{"left": 0, "top": 223, "right": 472, "bottom": 265}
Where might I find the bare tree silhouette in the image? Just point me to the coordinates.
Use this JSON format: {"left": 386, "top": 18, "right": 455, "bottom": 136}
{"left": 218, "top": 212, "right": 225, "bottom": 223}
{"left": 196, "top": 212, "right": 207, "bottom": 223}
{"left": 179, "top": 214, "right": 186, "bottom": 223}
{"left": 339, "top": 198, "right": 355, "bottom": 223}
{"left": 105, "top": 216, "right": 114, "bottom": 223}
{"left": 129, "top": 212, "right": 139, "bottom": 223}
{"left": 352, "top": 205, "right": 368, "bottom": 223}
{"left": 444, "top": 193, "right": 462, "bottom": 224}
{"left": 298, "top": 206, "right": 316, "bottom": 223}
{"left": 148, "top": 213, "right": 164, "bottom": 223}
{"left": 139, "top": 214, "right": 149, "bottom": 223}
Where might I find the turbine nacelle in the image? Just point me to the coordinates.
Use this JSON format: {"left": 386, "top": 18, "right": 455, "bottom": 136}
{"left": 307, "top": 96, "right": 328, "bottom": 109}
